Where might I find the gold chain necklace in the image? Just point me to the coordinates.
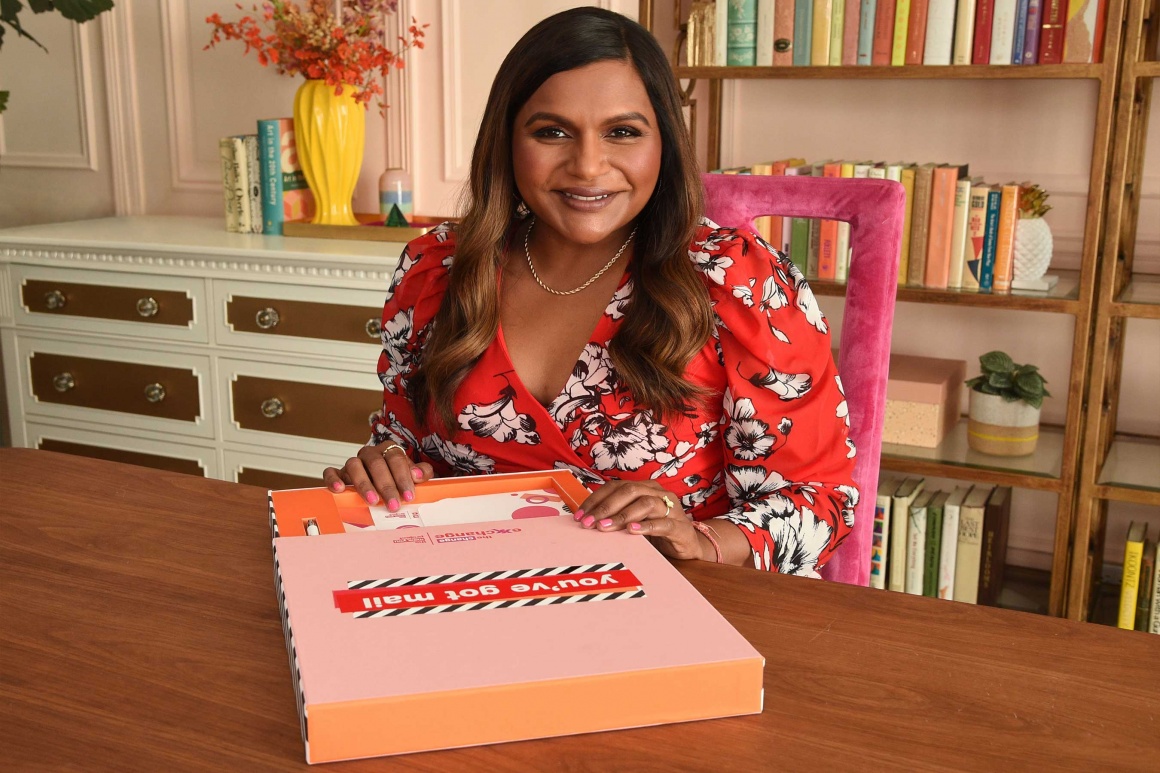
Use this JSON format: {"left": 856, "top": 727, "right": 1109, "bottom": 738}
{"left": 523, "top": 216, "right": 637, "bottom": 296}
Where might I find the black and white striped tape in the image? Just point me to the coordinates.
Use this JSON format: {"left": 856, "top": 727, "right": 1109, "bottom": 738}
{"left": 352, "top": 588, "right": 646, "bottom": 618}
{"left": 347, "top": 563, "right": 626, "bottom": 590}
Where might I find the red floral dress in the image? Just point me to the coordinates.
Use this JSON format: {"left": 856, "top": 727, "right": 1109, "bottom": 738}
{"left": 371, "top": 219, "right": 858, "bottom": 575}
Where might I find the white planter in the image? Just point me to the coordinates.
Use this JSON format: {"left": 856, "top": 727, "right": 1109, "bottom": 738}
{"left": 967, "top": 391, "right": 1041, "bottom": 457}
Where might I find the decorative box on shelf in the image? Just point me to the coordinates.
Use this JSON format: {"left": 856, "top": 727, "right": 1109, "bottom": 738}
{"left": 882, "top": 355, "right": 967, "bottom": 449}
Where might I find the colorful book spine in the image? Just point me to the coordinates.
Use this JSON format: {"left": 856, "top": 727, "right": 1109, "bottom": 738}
{"left": 898, "top": 164, "right": 917, "bottom": 284}
{"left": 890, "top": 477, "right": 925, "bottom": 593}
{"left": 228, "top": 136, "right": 252, "bottom": 233}
{"left": 871, "top": 478, "right": 896, "bottom": 590}
{"left": 938, "top": 486, "right": 970, "bottom": 600}
{"left": 872, "top": 0, "right": 899, "bottom": 64}
{"left": 963, "top": 183, "right": 990, "bottom": 291}
{"left": 1062, "top": 0, "right": 1104, "bottom": 63}
{"left": 990, "top": 0, "right": 1019, "bottom": 64}
{"left": 923, "top": 0, "right": 955, "bottom": 64}
{"left": 794, "top": 0, "right": 815, "bottom": 65}
{"left": 973, "top": 0, "right": 996, "bottom": 63}
{"left": 906, "top": 490, "right": 933, "bottom": 596}
{"left": 906, "top": 0, "right": 931, "bottom": 65}
{"left": 219, "top": 137, "right": 239, "bottom": 233}
{"left": 812, "top": 0, "right": 833, "bottom": 65}
{"left": 775, "top": 0, "right": 797, "bottom": 65}
{"left": 858, "top": 0, "right": 879, "bottom": 63}
{"left": 1149, "top": 541, "right": 1160, "bottom": 634}
{"left": 1118, "top": 522, "right": 1147, "bottom": 629}
{"left": 836, "top": 161, "right": 856, "bottom": 282}
{"left": 1023, "top": 0, "right": 1043, "bottom": 62}
{"left": 1137, "top": 541, "right": 1155, "bottom": 632}
{"left": 979, "top": 187, "right": 1002, "bottom": 292}
{"left": 923, "top": 491, "right": 947, "bottom": 598}
{"left": 953, "top": 0, "right": 978, "bottom": 63}
{"left": 728, "top": 0, "right": 759, "bottom": 65}
{"left": 829, "top": 0, "right": 846, "bottom": 65}
{"left": 924, "top": 164, "right": 960, "bottom": 289}
{"left": 716, "top": 0, "right": 730, "bottom": 66}
{"left": 818, "top": 161, "right": 842, "bottom": 279}
{"left": 756, "top": 0, "right": 776, "bottom": 66}
{"left": 977, "top": 486, "right": 1011, "bottom": 606}
{"left": 907, "top": 163, "right": 935, "bottom": 287}
{"left": 258, "top": 118, "right": 315, "bottom": 236}
{"left": 892, "top": 0, "right": 913, "bottom": 66}
{"left": 1038, "top": 0, "right": 1067, "bottom": 64}
{"left": 843, "top": 0, "right": 862, "bottom": 65}
{"left": 786, "top": 163, "right": 813, "bottom": 273}
{"left": 953, "top": 486, "right": 992, "bottom": 604}
{"left": 1012, "top": 0, "right": 1031, "bottom": 64}
{"left": 750, "top": 162, "right": 775, "bottom": 244}
{"left": 947, "top": 176, "right": 973, "bottom": 290}
{"left": 992, "top": 183, "right": 1021, "bottom": 292}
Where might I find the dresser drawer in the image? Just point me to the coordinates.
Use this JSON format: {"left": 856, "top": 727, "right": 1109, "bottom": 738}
{"left": 214, "top": 280, "right": 385, "bottom": 356}
{"left": 25, "top": 422, "right": 219, "bottom": 478}
{"left": 13, "top": 335, "right": 214, "bottom": 439}
{"left": 220, "top": 358, "right": 381, "bottom": 458}
{"left": 14, "top": 265, "right": 207, "bottom": 343}
{"left": 223, "top": 450, "right": 338, "bottom": 492}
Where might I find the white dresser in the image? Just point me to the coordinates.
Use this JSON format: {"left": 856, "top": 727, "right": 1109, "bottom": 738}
{"left": 0, "top": 216, "right": 404, "bottom": 489}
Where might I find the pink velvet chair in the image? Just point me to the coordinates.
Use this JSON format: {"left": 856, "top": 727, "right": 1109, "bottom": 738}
{"left": 702, "top": 173, "right": 906, "bottom": 586}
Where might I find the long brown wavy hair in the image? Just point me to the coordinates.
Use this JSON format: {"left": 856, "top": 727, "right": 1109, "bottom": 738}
{"left": 410, "top": 7, "right": 712, "bottom": 433}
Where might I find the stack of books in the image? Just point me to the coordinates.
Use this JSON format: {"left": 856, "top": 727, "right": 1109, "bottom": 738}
{"left": 685, "top": 0, "right": 1107, "bottom": 67}
{"left": 871, "top": 476, "right": 1013, "bottom": 604}
{"left": 218, "top": 118, "right": 315, "bottom": 235}
{"left": 711, "top": 162, "right": 1035, "bottom": 293}
{"left": 1118, "top": 522, "right": 1160, "bottom": 633}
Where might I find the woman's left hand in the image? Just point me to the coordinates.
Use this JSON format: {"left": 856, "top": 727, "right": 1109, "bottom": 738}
{"left": 576, "top": 480, "right": 708, "bottom": 561}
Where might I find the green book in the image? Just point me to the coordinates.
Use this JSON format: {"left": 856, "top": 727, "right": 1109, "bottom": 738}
{"left": 923, "top": 491, "right": 949, "bottom": 598}
{"left": 784, "top": 163, "right": 813, "bottom": 275}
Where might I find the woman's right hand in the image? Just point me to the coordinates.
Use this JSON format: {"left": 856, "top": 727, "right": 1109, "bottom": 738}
{"left": 322, "top": 444, "right": 435, "bottom": 511}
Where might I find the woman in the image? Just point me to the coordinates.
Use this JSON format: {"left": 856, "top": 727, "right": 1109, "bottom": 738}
{"left": 324, "top": 7, "right": 857, "bottom": 575}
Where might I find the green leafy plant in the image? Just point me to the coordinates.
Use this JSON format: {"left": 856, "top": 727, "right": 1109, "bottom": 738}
{"left": 965, "top": 351, "right": 1051, "bottom": 410}
{"left": 0, "top": 0, "right": 115, "bottom": 113}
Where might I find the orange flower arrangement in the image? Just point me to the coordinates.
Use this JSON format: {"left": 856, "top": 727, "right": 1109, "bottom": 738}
{"left": 205, "top": 0, "right": 425, "bottom": 107}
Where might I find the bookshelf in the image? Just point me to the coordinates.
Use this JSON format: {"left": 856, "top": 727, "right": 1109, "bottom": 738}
{"left": 1071, "top": 0, "right": 1160, "bottom": 622}
{"left": 641, "top": 0, "right": 1129, "bottom": 617}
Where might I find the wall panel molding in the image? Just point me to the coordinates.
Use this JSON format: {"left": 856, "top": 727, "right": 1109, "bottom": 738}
{"left": 102, "top": 1, "right": 148, "bottom": 214}
{"left": 160, "top": 0, "right": 218, "bottom": 192}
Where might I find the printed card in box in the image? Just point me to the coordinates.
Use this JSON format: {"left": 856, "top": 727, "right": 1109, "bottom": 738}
{"left": 269, "top": 470, "right": 765, "bottom": 763}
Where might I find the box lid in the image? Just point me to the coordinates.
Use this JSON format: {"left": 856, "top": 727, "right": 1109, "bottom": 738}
{"left": 887, "top": 354, "right": 967, "bottom": 404}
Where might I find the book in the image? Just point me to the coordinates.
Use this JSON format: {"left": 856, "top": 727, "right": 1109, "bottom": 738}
{"left": 947, "top": 176, "right": 974, "bottom": 290}
{"left": 857, "top": 0, "right": 878, "bottom": 63}
{"left": 842, "top": 0, "right": 862, "bottom": 65}
{"left": 1012, "top": 0, "right": 1030, "bottom": 63}
{"left": 890, "top": 477, "right": 925, "bottom": 593}
{"left": 268, "top": 471, "right": 764, "bottom": 762}
{"left": 871, "top": 477, "right": 896, "bottom": 590}
{"left": 757, "top": 0, "right": 776, "bottom": 65}
{"left": 906, "top": 489, "right": 934, "bottom": 595}
{"left": 242, "top": 134, "right": 262, "bottom": 235}
{"left": 750, "top": 161, "right": 775, "bottom": 244}
{"left": 1118, "top": 521, "right": 1147, "bottom": 629}
{"left": 775, "top": 0, "right": 797, "bottom": 64}
{"left": 872, "top": 0, "right": 898, "bottom": 64}
{"left": 907, "top": 162, "right": 936, "bottom": 287}
{"left": 258, "top": 118, "right": 316, "bottom": 236}
{"left": 898, "top": 164, "right": 917, "bottom": 284}
{"left": 812, "top": 0, "right": 833, "bottom": 64}
{"left": 778, "top": 157, "right": 808, "bottom": 254}
{"left": 1022, "top": 0, "right": 1044, "bottom": 62}
{"left": 785, "top": 162, "right": 813, "bottom": 273}
{"left": 892, "top": 0, "right": 913, "bottom": 66}
{"left": 1062, "top": 0, "right": 1105, "bottom": 63}
{"left": 794, "top": 0, "right": 815, "bottom": 65}
{"left": 977, "top": 485, "right": 1012, "bottom": 606}
{"left": 729, "top": 0, "right": 759, "bottom": 65}
{"left": 990, "top": 0, "right": 1019, "bottom": 64}
{"left": 973, "top": 0, "right": 996, "bottom": 63}
{"left": 1150, "top": 540, "right": 1160, "bottom": 634}
{"left": 979, "top": 186, "right": 1003, "bottom": 292}
{"left": 962, "top": 182, "right": 991, "bottom": 291}
{"left": 219, "top": 137, "right": 240, "bottom": 233}
{"left": 938, "top": 486, "right": 970, "bottom": 600}
{"left": 953, "top": 485, "right": 992, "bottom": 604}
{"left": 922, "top": 0, "right": 956, "bottom": 64}
{"left": 818, "top": 161, "right": 843, "bottom": 279}
{"left": 227, "top": 136, "right": 254, "bottom": 234}
{"left": 1038, "top": 0, "right": 1067, "bottom": 64}
{"left": 992, "top": 182, "right": 1021, "bottom": 292}
{"left": 924, "top": 164, "right": 966, "bottom": 289}
{"left": 829, "top": 0, "right": 846, "bottom": 65}
{"left": 1137, "top": 540, "right": 1155, "bottom": 632}
{"left": 952, "top": 0, "right": 978, "bottom": 63}
{"left": 905, "top": 0, "right": 929, "bottom": 64}
{"left": 923, "top": 491, "right": 948, "bottom": 597}
{"left": 836, "top": 161, "right": 856, "bottom": 282}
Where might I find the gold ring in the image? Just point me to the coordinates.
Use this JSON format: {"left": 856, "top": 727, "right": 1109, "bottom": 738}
{"left": 380, "top": 443, "right": 406, "bottom": 459}
{"left": 660, "top": 494, "right": 675, "bottom": 517}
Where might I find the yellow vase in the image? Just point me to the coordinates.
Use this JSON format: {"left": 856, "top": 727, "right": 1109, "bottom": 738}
{"left": 293, "top": 80, "right": 365, "bottom": 226}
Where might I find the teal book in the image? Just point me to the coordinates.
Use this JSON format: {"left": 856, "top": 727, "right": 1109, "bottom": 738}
{"left": 258, "top": 117, "right": 314, "bottom": 236}
{"left": 923, "top": 491, "right": 948, "bottom": 598}
{"left": 794, "top": 0, "right": 814, "bottom": 65}
{"left": 979, "top": 188, "right": 1002, "bottom": 292}
{"left": 727, "top": 0, "right": 759, "bottom": 65}
{"left": 856, "top": 0, "right": 877, "bottom": 64}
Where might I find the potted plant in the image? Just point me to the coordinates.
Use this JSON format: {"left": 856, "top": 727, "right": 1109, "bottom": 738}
{"left": 965, "top": 351, "right": 1050, "bottom": 457}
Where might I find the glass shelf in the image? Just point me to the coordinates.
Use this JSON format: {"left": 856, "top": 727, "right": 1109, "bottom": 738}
{"left": 673, "top": 65, "right": 1106, "bottom": 81}
{"left": 1112, "top": 275, "right": 1160, "bottom": 320}
{"left": 811, "top": 270, "right": 1081, "bottom": 314}
{"left": 880, "top": 420, "right": 1065, "bottom": 491}
{"left": 1096, "top": 437, "right": 1160, "bottom": 505}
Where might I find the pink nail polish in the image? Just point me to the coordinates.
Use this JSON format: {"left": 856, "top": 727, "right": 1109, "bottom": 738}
{"left": 366, "top": 491, "right": 379, "bottom": 505}
{"left": 629, "top": 523, "right": 642, "bottom": 532}
{"left": 574, "top": 509, "right": 584, "bottom": 519}
{"left": 411, "top": 468, "right": 423, "bottom": 481}
{"left": 599, "top": 519, "right": 613, "bottom": 528}
{"left": 388, "top": 498, "right": 400, "bottom": 511}
{"left": 331, "top": 482, "right": 343, "bottom": 492}
{"left": 581, "top": 515, "right": 595, "bottom": 528}
{"left": 403, "top": 490, "right": 414, "bottom": 502}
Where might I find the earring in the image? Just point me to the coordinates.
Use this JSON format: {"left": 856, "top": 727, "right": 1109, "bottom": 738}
{"left": 515, "top": 200, "right": 530, "bottom": 218}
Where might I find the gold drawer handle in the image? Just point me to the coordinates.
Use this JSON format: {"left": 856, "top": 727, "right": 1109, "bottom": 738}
{"left": 365, "top": 317, "right": 382, "bottom": 339}
{"left": 255, "top": 307, "right": 281, "bottom": 330}
{"left": 144, "top": 383, "right": 166, "bottom": 403}
{"left": 53, "top": 372, "right": 76, "bottom": 392}
{"left": 44, "top": 290, "right": 67, "bottom": 310}
{"left": 261, "top": 397, "right": 285, "bottom": 419}
{"left": 136, "top": 297, "right": 160, "bottom": 318}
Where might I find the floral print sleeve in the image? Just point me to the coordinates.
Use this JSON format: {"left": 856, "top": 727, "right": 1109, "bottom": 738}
{"left": 695, "top": 226, "right": 858, "bottom": 575}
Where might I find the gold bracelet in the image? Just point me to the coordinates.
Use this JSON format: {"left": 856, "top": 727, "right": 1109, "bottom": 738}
{"left": 691, "top": 520, "right": 722, "bottom": 563}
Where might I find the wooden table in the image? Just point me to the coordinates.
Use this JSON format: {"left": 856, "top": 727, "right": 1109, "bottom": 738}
{"left": 3, "top": 449, "right": 1158, "bottom": 771}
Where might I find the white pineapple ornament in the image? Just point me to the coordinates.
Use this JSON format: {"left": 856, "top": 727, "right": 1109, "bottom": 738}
{"left": 1012, "top": 184, "right": 1058, "bottom": 292}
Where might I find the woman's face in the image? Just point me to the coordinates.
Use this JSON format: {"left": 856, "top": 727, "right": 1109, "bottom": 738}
{"left": 511, "top": 59, "right": 662, "bottom": 250}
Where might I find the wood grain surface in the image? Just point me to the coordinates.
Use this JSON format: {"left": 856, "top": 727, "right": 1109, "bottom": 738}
{"left": 2, "top": 448, "right": 1157, "bottom": 772}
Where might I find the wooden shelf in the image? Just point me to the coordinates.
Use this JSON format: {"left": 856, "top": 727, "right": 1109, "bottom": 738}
{"left": 1111, "top": 274, "right": 1160, "bottom": 319}
{"left": 673, "top": 64, "right": 1106, "bottom": 81}
{"left": 1094, "top": 436, "right": 1160, "bottom": 505}
{"left": 1134, "top": 61, "right": 1160, "bottom": 78}
{"left": 811, "top": 270, "right": 1082, "bottom": 314}
{"left": 880, "top": 420, "right": 1066, "bottom": 492}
